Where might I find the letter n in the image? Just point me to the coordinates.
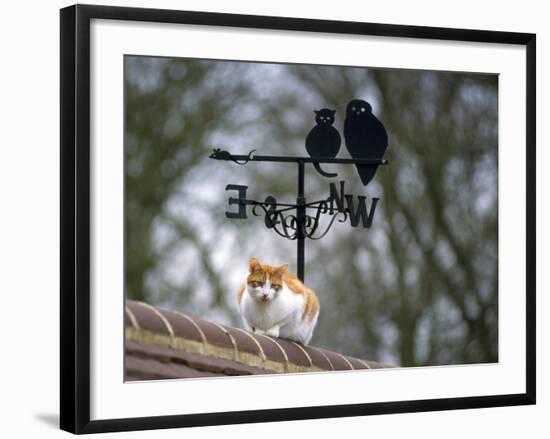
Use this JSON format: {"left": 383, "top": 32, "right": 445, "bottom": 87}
{"left": 329, "top": 181, "right": 346, "bottom": 214}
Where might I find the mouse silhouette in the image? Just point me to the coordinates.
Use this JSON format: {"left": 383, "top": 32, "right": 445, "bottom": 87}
{"left": 305, "top": 108, "right": 341, "bottom": 178}
{"left": 209, "top": 148, "right": 256, "bottom": 165}
{"left": 344, "top": 99, "right": 388, "bottom": 186}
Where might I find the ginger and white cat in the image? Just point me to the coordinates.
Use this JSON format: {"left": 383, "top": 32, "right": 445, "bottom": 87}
{"left": 236, "top": 257, "right": 319, "bottom": 345}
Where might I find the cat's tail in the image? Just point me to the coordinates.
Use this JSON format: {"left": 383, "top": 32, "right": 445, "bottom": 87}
{"left": 313, "top": 162, "right": 337, "bottom": 178}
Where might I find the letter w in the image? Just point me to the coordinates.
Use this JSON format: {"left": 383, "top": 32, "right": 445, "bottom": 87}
{"left": 344, "top": 195, "right": 379, "bottom": 228}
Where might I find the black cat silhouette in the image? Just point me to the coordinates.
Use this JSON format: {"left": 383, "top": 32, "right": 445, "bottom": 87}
{"left": 305, "top": 108, "right": 341, "bottom": 178}
{"left": 344, "top": 99, "right": 388, "bottom": 186}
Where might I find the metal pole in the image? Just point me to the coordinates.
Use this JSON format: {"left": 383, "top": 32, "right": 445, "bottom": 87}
{"left": 297, "top": 160, "right": 305, "bottom": 282}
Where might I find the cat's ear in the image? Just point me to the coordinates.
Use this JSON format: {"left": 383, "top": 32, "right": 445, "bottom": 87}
{"left": 276, "top": 264, "right": 289, "bottom": 275}
{"left": 249, "top": 257, "right": 262, "bottom": 273}
{"left": 330, "top": 109, "right": 336, "bottom": 115}
{"left": 314, "top": 110, "right": 319, "bottom": 115}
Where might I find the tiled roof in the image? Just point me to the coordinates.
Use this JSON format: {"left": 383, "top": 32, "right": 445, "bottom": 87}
{"left": 125, "top": 300, "right": 393, "bottom": 380}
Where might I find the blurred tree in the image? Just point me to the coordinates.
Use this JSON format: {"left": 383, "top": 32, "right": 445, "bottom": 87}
{"left": 125, "top": 57, "right": 251, "bottom": 305}
{"left": 125, "top": 56, "right": 498, "bottom": 367}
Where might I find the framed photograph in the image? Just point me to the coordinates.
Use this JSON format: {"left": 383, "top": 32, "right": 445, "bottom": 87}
{"left": 60, "top": 4, "right": 536, "bottom": 434}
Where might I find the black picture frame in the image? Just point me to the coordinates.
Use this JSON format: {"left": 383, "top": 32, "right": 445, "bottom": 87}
{"left": 60, "top": 4, "right": 536, "bottom": 434}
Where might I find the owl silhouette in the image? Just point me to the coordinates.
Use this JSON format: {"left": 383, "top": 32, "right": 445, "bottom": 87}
{"left": 344, "top": 99, "right": 388, "bottom": 186}
{"left": 305, "top": 109, "right": 341, "bottom": 178}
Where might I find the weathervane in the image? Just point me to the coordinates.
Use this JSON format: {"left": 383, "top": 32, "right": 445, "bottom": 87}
{"left": 209, "top": 99, "right": 389, "bottom": 282}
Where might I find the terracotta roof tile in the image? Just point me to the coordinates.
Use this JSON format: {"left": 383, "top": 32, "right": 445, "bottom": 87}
{"left": 126, "top": 340, "right": 270, "bottom": 377}
{"left": 125, "top": 300, "right": 394, "bottom": 380}
{"left": 158, "top": 308, "right": 205, "bottom": 343}
{"left": 226, "top": 327, "right": 263, "bottom": 357}
{"left": 127, "top": 301, "right": 170, "bottom": 335}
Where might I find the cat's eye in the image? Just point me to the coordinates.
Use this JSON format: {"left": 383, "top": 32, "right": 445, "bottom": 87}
{"left": 250, "top": 281, "right": 262, "bottom": 288}
{"left": 352, "top": 106, "right": 356, "bottom": 111}
{"left": 361, "top": 107, "right": 366, "bottom": 112}
{"left": 272, "top": 285, "right": 281, "bottom": 291}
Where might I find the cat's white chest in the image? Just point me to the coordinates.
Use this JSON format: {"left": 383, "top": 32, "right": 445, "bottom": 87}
{"left": 240, "top": 286, "right": 301, "bottom": 331}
